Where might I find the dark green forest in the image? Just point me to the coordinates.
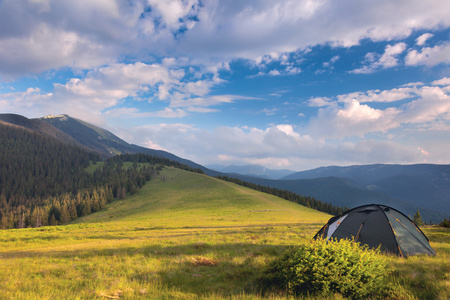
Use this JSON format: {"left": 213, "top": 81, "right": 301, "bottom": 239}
{"left": 0, "top": 122, "right": 202, "bottom": 229}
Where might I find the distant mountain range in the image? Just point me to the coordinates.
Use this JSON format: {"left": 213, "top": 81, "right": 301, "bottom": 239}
{"left": 225, "top": 164, "right": 450, "bottom": 223}
{"left": 206, "top": 164, "right": 295, "bottom": 179}
{"left": 1, "top": 113, "right": 448, "bottom": 223}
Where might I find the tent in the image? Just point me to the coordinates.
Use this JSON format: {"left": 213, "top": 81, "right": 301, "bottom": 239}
{"left": 314, "top": 204, "right": 436, "bottom": 257}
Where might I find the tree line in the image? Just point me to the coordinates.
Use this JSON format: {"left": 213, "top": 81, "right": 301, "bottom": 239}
{"left": 215, "top": 175, "right": 346, "bottom": 216}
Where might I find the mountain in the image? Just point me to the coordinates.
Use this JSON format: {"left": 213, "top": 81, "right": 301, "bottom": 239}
{"left": 0, "top": 114, "right": 218, "bottom": 176}
{"left": 0, "top": 114, "right": 90, "bottom": 150}
{"left": 39, "top": 115, "right": 219, "bottom": 176}
{"left": 224, "top": 169, "right": 449, "bottom": 223}
{"left": 206, "top": 164, "right": 295, "bottom": 179}
{"left": 39, "top": 114, "right": 132, "bottom": 156}
{"left": 282, "top": 164, "right": 450, "bottom": 215}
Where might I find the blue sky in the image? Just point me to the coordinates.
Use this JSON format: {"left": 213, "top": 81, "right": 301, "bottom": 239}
{"left": 1, "top": 0, "right": 450, "bottom": 171}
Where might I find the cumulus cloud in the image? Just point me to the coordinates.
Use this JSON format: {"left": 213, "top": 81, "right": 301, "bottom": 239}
{"left": 351, "top": 42, "right": 407, "bottom": 74}
{"left": 0, "top": 61, "right": 252, "bottom": 123}
{"left": 432, "top": 77, "right": 450, "bottom": 86}
{"left": 335, "top": 88, "right": 414, "bottom": 103}
{"left": 307, "top": 99, "right": 400, "bottom": 139}
{"left": 405, "top": 43, "right": 450, "bottom": 66}
{"left": 0, "top": 0, "right": 139, "bottom": 79}
{"left": 416, "top": 33, "right": 434, "bottom": 46}
{"left": 306, "top": 79, "right": 450, "bottom": 139}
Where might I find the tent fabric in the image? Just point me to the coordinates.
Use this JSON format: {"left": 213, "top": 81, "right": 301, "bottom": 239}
{"left": 314, "top": 204, "right": 436, "bottom": 257}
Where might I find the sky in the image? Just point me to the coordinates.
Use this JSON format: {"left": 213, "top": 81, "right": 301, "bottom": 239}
{"left": 1, "top": 0, "right": 450, "bottom": 171}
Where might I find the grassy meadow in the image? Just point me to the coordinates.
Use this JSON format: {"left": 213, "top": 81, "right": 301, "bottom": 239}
{"left": 0, "top": 167, "right": 449, "bottom": 299}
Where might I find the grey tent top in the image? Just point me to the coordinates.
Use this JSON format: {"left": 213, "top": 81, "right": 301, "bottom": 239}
{"left": 314, "top": 204, "right": 436, "bottom": 257}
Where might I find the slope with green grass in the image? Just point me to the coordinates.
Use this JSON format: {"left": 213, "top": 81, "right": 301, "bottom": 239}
{"left": 74, "top": 167, "right": 329, "bottom": 227}
{"left": 0, "top": 167, "right": 330, "bottom": 299}
{"left": 0, "top": 167, "right": 448, "bottom": 299}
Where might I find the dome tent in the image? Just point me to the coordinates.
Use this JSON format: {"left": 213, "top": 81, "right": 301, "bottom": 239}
{"left": 314, "top": 204, "right": 436, "bottom": 257}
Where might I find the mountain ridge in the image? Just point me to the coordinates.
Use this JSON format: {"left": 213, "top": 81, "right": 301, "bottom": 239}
{"left": 0, "top": 113, "right": 219, "bottom": 176}
{"left": 206, "top": 164, "right": 295, "bottom": 179}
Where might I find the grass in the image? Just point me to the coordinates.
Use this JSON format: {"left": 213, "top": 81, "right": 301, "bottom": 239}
{"left": 0, "top": 167, "right": 449, "bottom": 299}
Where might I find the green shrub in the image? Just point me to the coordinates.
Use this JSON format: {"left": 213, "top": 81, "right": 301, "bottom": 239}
{"left": 262, "top": 238, "right": 393, "bottom": 299}
{"left": 439, "top": 218, "right": 450, "bottom": 228}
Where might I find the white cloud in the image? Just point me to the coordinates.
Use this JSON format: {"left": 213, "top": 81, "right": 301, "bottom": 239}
{"left": 0, "top": 61, "right": 250, "bottom": 123}
{"left": 308, "top": 97, "right": 332, "bottom": 107}
{"left": 351, "top": 42, "right": 407, "bottom": 74}
{"left": 323, "top": 55, "right": 340, "bottom": 68}
{"left": 261, "top": 108, "right": 278, "bottom": 116}
{"left": 180, "top": 0, "right": 450, "bottom": 62}
{"left": 416, "top": 33, "right": 433, "bottom": 46}
{"left": 336, "top": 88, "right": 414, "bottom": 103}
{"left": 0, "top": 23, "right": 114, "bottom": 80}
{"left": 405, "top": 43, "right": 450, "bottom": 66}
{"left": 123, "top": 120, "right": 429, "bottom": 171}
{"left": 105, "top": 107, "right": 188, "bottom": 119}
{"left": 146, "top": 0, "right": 199, "bottom": 30}
{"left": 101, "top": 78, "right": 450, "bottom": 170}
{"left": 398, "top": 86, "right": 450, "bottom": 124}
{"left": 432, "top": 77, "right": 450, "bottom": 86}
{"left": 169, "top": 94, "right": 258, "bottom": 110}
{"left": 309, "top": 87, "right": 414, "bottom": 107}
{"left": 308, "top": 99, "right": 400, "bottom": 139}
{"left": 306, "top": 79, "right": 450, "bottom": 139}
{"left": 379, "top": 43, "right": 407, "bottom": 67}
{"left": 2, "top": 0, "right": 450, "bottom": 78}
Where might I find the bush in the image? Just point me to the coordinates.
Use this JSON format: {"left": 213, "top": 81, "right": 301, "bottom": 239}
{"left": 262, "top": 238, "right": 393, "bottom": 299}
{"left": 439, "top": 218, "right": 450, "bottom": 228}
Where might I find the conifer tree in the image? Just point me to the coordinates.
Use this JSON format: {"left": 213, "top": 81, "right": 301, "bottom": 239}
{"left": 69, "top": 202, "right": 78, "bottom": 220}
{"left": 413, "top": 210, "right": 424, "bottom": 226}
{"left": 35, "top": 208, "right": 42, "bottom": 228}
{"left": 60, "top": 205, "right": 70, "bottom": 224}
{"left": 17, "top": 212, "right": 25, "bottom": 229}
{"left": 49, "top": 214, "right": 57, "bottom": 226}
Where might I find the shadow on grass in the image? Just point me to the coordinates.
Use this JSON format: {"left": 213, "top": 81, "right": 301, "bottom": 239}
{"left": 0, "top": 239, "right": 290, "bottom": 297}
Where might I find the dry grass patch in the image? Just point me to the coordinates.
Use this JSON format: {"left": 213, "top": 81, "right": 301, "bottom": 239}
{"left": 190, "top": 256, "right": 218, "bottom": 266}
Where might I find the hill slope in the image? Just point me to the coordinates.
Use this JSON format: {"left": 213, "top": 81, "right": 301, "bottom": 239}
{"left": 75, "top": 167, "right": 330, "bottom": 227}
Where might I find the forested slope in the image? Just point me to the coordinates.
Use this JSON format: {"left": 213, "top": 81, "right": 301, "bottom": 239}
{"left": 0, "top": 121, "right": 201, "bottom": 229}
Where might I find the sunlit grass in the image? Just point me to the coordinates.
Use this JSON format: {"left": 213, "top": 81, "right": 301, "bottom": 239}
{"left": 0, "top": 167, "right": 448, "bottom": 299}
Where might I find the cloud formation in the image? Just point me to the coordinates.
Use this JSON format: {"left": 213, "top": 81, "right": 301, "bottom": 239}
{"left": 1, "top": 0, "right": 450, "bottom": 79}
{"left": 112, "top": 79, "right": 450, "bottom": 170}
{"left": 1, "top": 0, "right": 450, "bottom": 171}
{"left": 307, "top": 82, "right": 450, "bottom": 139}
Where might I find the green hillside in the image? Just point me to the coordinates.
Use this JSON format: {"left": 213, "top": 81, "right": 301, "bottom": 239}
{"left": 74, "top": 167, "right": 330, "bottom": 228}
{"left": 0, "top": 167, "right": 331, "bottom": 299}
{"left": 0, "top": 167, "right": 448, "bottom": 299}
